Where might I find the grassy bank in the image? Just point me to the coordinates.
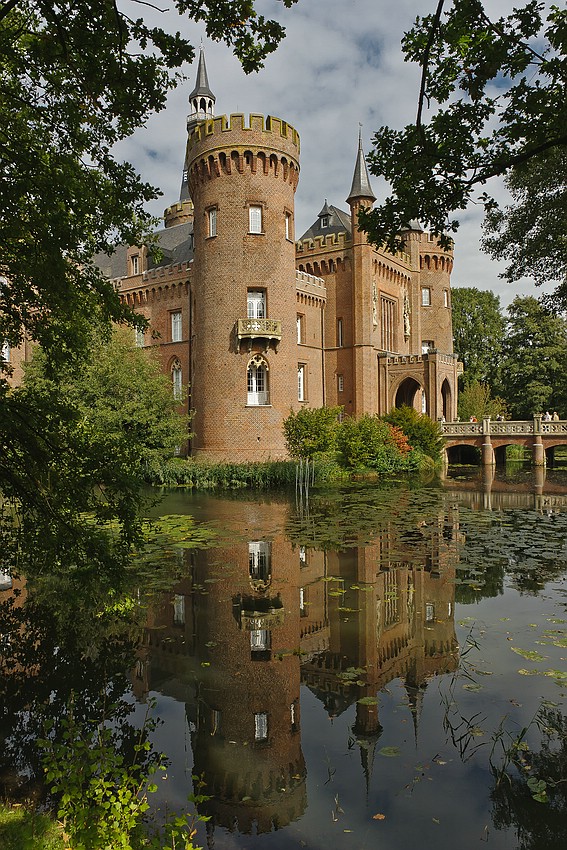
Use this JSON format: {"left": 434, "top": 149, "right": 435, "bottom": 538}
{"left": 0, "top": 803, "right": 64, "bottom": 850}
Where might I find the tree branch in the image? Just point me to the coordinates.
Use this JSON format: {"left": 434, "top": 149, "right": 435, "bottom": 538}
{"left": 416, "top": 0, "right": 446, "bottom": 130}
{"left": 0, "top": 0, "right": 19, "bottom": 25}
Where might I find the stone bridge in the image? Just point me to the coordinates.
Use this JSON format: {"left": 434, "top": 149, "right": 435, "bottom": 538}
{"left": 441, "top": 415, "right": 567, "bottom": 465}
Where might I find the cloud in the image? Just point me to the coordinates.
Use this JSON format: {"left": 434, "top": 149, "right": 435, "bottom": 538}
{"left": 117, "top": 0, "right": 547, "bottom": 307}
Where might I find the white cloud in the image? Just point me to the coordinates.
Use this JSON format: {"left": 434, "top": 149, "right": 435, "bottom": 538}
{"left": 117, "top": 0, "right": 549, "bottom": 307}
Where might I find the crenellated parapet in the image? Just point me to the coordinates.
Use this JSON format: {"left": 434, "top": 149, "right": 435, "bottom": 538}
{"left": 116, "top": 262, "right": 191, "bottom": 308}
{"left": 296, "top": 230, "right": 350, "bottom": 253}
{"left": 418, "top": 233, "right": 454, "bottom": 273}
{"left": 295, "top": 270, "right": 326, "bottom": 306}
{"left": 186, "top": 113, "right": 300, "bottom": 193}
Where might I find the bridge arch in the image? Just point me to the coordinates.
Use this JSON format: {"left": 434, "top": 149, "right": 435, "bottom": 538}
{"left": 441, "top": 378, "right": 452, "bottom": 421}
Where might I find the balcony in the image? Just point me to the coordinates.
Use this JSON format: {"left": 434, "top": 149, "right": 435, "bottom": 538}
{"left": 237, "top": 317, "right": 282, "bottom": 349}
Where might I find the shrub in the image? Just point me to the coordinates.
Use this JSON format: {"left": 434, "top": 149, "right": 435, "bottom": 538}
{"left": 283, "top": 406, "right": 343, "bottom": 459}
{"left": 337, "top": 415, "right": 414, "bottom": 472}
{"left": 382, "top": 406, "right": 443, "bottom": 460}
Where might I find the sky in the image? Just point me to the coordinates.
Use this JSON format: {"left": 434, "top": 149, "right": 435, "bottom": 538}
{"left": 118, "top": 0, "right": 553, "bottom": 309}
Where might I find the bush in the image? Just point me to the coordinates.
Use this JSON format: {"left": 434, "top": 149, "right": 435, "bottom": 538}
{"left": 337, "top": 415, "right": 414, "bottom": 472}
{"left": 382, "top": 406, "right": 443, "bottom": 460}
{"left": 283, "top": 406, "right": 343, "bottom": 459}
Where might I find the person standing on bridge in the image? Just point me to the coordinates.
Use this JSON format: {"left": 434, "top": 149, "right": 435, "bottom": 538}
{"left": 553, "top": 411, "right": 560, "bottom": 421}
{"left": 543, "top": 411, "right": 552, "bottom": 421}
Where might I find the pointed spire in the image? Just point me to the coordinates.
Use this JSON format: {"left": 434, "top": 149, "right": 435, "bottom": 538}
{"left": 182, "top": 46, "right": 216, "bottom": 201}
{"left": 189, "top": 44, "right": 215, "bottom": 102}
{"left": 346, "top": 127, "right": 376, "bottom": 205}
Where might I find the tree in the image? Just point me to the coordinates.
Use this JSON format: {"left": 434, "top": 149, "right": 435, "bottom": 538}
{"left": 359, "top": 0, "right": 566, "bottom": 298}
{"left": 451, "top": 287, "right": 505, "bottom": 387}
{"left": 2, "top": 327, "right": 190, "bottom": 579}
{"left": 283, "top": 406, "right": 342, "bottom": 459}
{"left": 0, "top": 1, "right": 296, "bottom": 574}
{"left": 457, "top": 380, "right": 508, "bottom": 422}
{"left": 482, "top": 146, "right": 567, "bottom": 294}
{"left": 499, "top": 296, "right": 567, "bottom": 418}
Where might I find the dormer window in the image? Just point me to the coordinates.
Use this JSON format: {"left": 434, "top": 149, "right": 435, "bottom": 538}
{"left": 320, "top": 215, "right": 329, "bottom": 229}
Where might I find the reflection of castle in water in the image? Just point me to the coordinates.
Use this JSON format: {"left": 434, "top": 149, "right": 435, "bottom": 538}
{"left": 133, "top": 496, "right": 460, "bottom": 838}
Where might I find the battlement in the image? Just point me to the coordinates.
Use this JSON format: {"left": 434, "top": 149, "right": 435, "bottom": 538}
{"left": 187, "top": 113, "right": 300, "bottom": 154}
{"left": 296, "top": 231, "right": 350, "bottom": 253}
{"left": 296, "top": 270, "right": 327, "bottom": 303}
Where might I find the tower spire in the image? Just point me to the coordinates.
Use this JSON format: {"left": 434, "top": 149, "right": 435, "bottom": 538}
{"left": 346, "top": 128, "right": 376, "bottom": 205}
{"left": 181, "top": 45, "right": 216, "bottom": 202}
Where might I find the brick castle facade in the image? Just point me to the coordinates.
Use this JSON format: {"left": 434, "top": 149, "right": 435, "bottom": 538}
{"left": 7, "top": 50, "right": 461, "bottom": 460}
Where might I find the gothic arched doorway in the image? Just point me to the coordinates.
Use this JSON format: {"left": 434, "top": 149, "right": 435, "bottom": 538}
{"left": 395, "top": 377, "right": 424, "bottom": 412}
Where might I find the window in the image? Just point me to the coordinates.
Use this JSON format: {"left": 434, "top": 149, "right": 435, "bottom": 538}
{"left": 250, "top": 630, "right": 270, "bottom": 651}
{"left": 249, "top": 205, "right": 262, "bottom": 234}
{"left": 247, "top": 290, "right": 266, "bottom": 319}
{"left": 337, "top": 318, "right": 343, "bottom": 347}
{"left": 300, "top": 587, "right": 307, "bottom": 616}
{"left": 173, "top": 595, "right": 185, "bottom": 626}
{"left": 254, "top": 712, "right": 268, "bottom": 741}
{"left": 130, "top": 254, "right": 140, "bottom": 275}
{"left": 337, "top": 374, "right": 344, "bottom": 393}
{"left": 247, "top": 355, "right": 269, "bottom": 405}
{"left": 422, "top": 340, "right": 434, "bottom": 354}
{"left": 171, "top": 311, "right": 182, "bottom": 342}
{"left": 248, "top": 541, "right": 271, "bottom": 582}
{"left": 134, "top": 327, "right": 144, "bottom": 348}
{"left": 296, "top": 313, "right": 304, "bottom": 343}
{"left": 421, "top": 287, "right": 431, "bottom": 306}
{"left": 443, "top": 289, "right": 449, "bottom": 307}
{"left": 1, "top": 341, "right": 10, "bottom": 363}
{"left": 171, "top": 359, "right": 182, "bottom": 401}
{"left": 298, "top": 364, "right": 306, "bottom": 401}
{"left": 208, "top": 207, "right": 217, "bottom": 237}
{"left": 285, "top": 212, "right": 293, "bottom": 241}
{"left": 426, "top": 603, "right": 435, "bottom": 622}
{"left": 381, "top": 296, "right": 396, "bottom": 351}
{"left": 320, "top": 215, "right": 329, "bottom": 228}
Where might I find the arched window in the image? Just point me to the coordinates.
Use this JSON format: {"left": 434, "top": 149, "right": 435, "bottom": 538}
{"left": 247, "top": 355, "right": 269, "bottom": 405}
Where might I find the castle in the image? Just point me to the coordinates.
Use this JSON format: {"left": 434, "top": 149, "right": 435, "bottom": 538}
{"left": 96, "top": 49, "right": 461, "bottom": 461}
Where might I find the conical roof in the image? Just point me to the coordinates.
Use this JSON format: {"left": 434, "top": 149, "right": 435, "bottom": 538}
{"left": 346, "top": 131, "right": 376, "bottom": 204}
{"left": 189, "top": 46, "right": 215, "bottom": 102}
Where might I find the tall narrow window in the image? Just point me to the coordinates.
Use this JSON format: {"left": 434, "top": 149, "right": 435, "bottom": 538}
{"left": 171, "top": 311, "right": 182, "bottom": 342}
{"left": 254, "top": 712, "right": 268, "bottom": 741}
{"left": 247, "top": 356, "right": 269, "bottom": 405}
{"left": 298, "top": 364, "right": 306, "bottom": 401}
{"left": 248, "top": 541, "right": 271, "bottom": 583}
{"left": 208, "top": 207, "right": 217, "bottom": 237}
{"left": 421, "top": 287, "right": 431, "bottom": 306}
{"left": 247, "top": 290, "right": 266, "bottom": 319}
{"left": 337, "top": 318, "right": 343, "bottom": 347}
{"left": 381, "top": 296, "right": 396, "bottom": 351}
{"left": 285, "top": 212, "right": 293, "bottom": 240}
{"left": 443, "top": 289, "right": 449, "bottom": 307}
{"left": 296, "top": 314, "right": 304, "bottom": 343}
{"left": 249, "top": 205, "right": 262, "bottom": 234}
{"left": 172, "top": 360, "right": 182, "bottom": 401}
{"left": 130, "top": 255, "right": 140, "bottom": 275}
{"left": 337, "top": 374, "right": 344, "bottom": 393}
{"left": 173, "top": 595, "right": 185, "bottom": 626}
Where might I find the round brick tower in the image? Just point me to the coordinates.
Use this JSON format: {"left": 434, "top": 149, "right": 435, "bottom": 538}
{"left": 186, "top": 114, "right": 300, "bottom": 460}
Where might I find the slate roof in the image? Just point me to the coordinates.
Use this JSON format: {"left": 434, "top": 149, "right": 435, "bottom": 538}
{"left": 298, "top": 203, "right": 352, "bottom": 242}
{"left": 346, "top": 134, "right": 376, "bottom": 204}
{"left": 94, "top": 221, "right": 194, "bottom": 280}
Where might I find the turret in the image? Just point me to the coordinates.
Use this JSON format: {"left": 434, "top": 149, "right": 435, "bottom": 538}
{"left": 186, "top": 114, "right": 300, "bottom": 460}
{"left": 180, "top": 46, "right": 216, "bottom": 202}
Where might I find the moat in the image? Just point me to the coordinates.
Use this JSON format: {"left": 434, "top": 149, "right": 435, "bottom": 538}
{"left": 1, "top": 467, "right": 566, "bottom": 849}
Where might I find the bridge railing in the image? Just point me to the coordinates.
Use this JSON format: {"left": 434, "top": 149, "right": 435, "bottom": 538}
{"left": 441, "top": 416, "right": 567, "bottom": 438}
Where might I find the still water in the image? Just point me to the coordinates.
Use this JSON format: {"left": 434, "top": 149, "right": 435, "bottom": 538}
{"left": 2, "top": 466, "right": 567, "bottom": 849}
